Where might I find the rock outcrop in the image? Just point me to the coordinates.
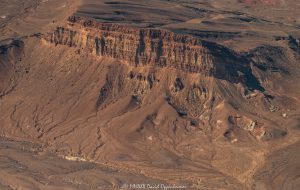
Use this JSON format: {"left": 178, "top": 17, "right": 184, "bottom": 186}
{"left": 44, "top": 16, "right": 262, "bottom": 89}
{"left": 46, "top": 16, "right": 213, "bottom": 73}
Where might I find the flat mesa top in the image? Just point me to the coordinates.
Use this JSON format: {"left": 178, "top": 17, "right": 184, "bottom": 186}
{"left": 75, "top": 0, "right": 300, "bottom": 51}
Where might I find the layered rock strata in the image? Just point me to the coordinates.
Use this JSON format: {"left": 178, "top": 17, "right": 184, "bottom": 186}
{"left": 45, "top": 16, "right": 258, "bottom": 87}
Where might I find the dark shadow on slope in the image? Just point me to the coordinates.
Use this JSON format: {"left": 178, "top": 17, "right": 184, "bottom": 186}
{"left": 248, "top": 45, "right": 289, "bottom": 74}
{"left": 288, "top": 35, "right": 300, "bottom": 55}
{"left": 202, "top": 41, "right": 265, "bottom": 91}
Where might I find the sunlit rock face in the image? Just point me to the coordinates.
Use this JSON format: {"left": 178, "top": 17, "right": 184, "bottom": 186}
{"left": 46, "top": 16, "right": 261, "bottom": 88}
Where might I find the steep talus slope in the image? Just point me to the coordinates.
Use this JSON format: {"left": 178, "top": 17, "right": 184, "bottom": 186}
{"left": 1, "top": 0, "right": 300, "bottom": 189}
{"left": 0, "top": 16, "right": 299, "bottom": 189}
{"left": 0, "top": 37, "right": 244, "bottom": 189}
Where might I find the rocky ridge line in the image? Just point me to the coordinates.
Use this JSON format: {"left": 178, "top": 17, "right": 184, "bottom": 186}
{"left": 44, "top": 16, "right": 260, "bottom": 88}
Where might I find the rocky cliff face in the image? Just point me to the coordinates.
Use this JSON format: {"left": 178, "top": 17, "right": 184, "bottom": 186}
{"left": 45, "top": 16, "right": 261, "bottom": 90}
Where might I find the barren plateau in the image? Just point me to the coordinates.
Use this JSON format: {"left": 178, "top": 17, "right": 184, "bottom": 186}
{"left": 0, "top": 0, "right": 300, "bottom": 190}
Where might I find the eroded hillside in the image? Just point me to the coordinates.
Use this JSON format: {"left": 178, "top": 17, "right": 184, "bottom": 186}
{"left": 0, "top": 0, "right": 300, "bottom": 190}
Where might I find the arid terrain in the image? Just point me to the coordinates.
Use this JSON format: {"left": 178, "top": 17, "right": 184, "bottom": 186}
{"left": 0, "top": 0, "right": 300, "bottom": 190}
